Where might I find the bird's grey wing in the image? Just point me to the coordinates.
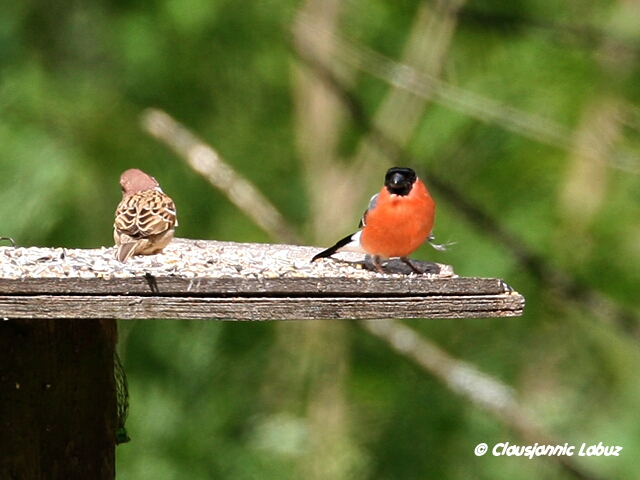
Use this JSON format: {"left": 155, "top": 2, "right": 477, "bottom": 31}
{"left": 358, "top": 193, "right": 379, "bottom": 228}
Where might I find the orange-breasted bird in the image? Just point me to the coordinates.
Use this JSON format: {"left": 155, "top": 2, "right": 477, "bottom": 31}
{"left": 311, "top": 167, "right": 441, "bottom": 273}
{"left": 114, "top": 168, "right": 178, "bottom": 262}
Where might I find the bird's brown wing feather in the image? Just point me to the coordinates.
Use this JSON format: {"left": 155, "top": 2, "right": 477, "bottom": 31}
{"left": 114, "top": 189, "right": 177, "bottom": 238}
{"left": 114, "top": 189, "right": 177, "bottom": 262}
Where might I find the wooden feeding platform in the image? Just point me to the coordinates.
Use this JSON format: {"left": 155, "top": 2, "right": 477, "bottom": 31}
{"left": 0, "top": 238, "right": 524, "bottom": 479}
{"left": 0, "top": 238, "right": 524, "bottom": 320}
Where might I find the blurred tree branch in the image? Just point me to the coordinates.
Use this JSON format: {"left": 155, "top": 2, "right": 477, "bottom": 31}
{"left": 293, "top": 23, "right": 640, "bottom": 339}
{"left": 457, "top": 4, "right": 640, "bottom": 59}
{"left": 348, "top": 0, "right": 466, "bottom": 178}
{"left": 141, "top": 108, "right": 301, "bottom": 245}
{"left": 295, "top": 14, "right": 640, "bottom": 173}
{"left": 362, "top": 319, "right": 603, "bottom": 480}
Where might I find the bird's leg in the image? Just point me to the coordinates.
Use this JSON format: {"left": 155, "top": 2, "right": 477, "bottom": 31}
{"left": 401, "top": 257, "right": 422, "bottom": 274}
{"left": 372, "top": 255, "right": 385, "bottom": 273}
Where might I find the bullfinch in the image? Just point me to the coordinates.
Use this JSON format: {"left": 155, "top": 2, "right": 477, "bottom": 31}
{"left": 311, "top": 167, "right": 441, "bottom": 273}
{"left": 114, "top": 168, "right": 178, "bottom": 262}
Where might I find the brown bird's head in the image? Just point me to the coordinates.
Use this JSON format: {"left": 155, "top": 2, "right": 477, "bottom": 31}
{"left": 119, "top": 169, "right": 160, "bottom": 197}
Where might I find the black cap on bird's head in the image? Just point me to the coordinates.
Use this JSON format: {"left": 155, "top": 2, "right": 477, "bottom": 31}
{"left": 384, "top": 167, "right": 417, "bottom": 196}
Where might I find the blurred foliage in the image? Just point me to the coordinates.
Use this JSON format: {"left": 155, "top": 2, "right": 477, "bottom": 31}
{"left": 2, "top": 0, "right": 640, "bottom": 479}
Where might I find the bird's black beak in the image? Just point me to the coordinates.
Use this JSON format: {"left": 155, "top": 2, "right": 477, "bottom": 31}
{"left": 388, "top": 172, "right": 406, "bottom": 188}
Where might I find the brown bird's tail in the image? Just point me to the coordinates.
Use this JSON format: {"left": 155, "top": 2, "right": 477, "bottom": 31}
{"left": 116, "top": 241, "right": 138, "bottom": 262}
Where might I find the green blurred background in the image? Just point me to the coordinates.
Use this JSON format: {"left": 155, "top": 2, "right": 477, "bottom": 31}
{"left": 2, "top": 0, "right": 640, "bottom": 478}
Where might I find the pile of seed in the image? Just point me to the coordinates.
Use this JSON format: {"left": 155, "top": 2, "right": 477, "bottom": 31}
{"left": 0, "top": 238, "right": 454, "bottom": 280}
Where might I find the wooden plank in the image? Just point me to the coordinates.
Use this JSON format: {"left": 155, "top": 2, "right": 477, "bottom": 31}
{"left": 0, "top": 275, "right": 511, "bottom": 296}
{"left": 0, "top": 293, "right": 524, "bottom": 320}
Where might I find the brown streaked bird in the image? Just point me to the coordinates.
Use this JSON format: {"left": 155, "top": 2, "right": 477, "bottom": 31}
{"left": 114, "top": 168, "right": 178, "bottom": 262}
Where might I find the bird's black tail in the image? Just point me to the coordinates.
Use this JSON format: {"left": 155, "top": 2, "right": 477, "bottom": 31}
{"left": 311, "top": 233, "right": 356, "bottom": 262}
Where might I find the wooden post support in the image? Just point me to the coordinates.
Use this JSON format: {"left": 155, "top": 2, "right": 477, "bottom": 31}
{"left": 0, "top": 319, "right": 117, "bottom": 480}
{"left": 0, "top": 238, "right": 524, "bottom": 479}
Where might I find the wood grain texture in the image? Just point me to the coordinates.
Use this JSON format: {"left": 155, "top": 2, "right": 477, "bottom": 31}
{"left": 0, "top": 293, "right": 524, "bottom": 320}
{"left": 0, "top": 318, "right": 117, "bottom": 480}
{"left": 0, "top": 275, "right": 510, "bottom": 296}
